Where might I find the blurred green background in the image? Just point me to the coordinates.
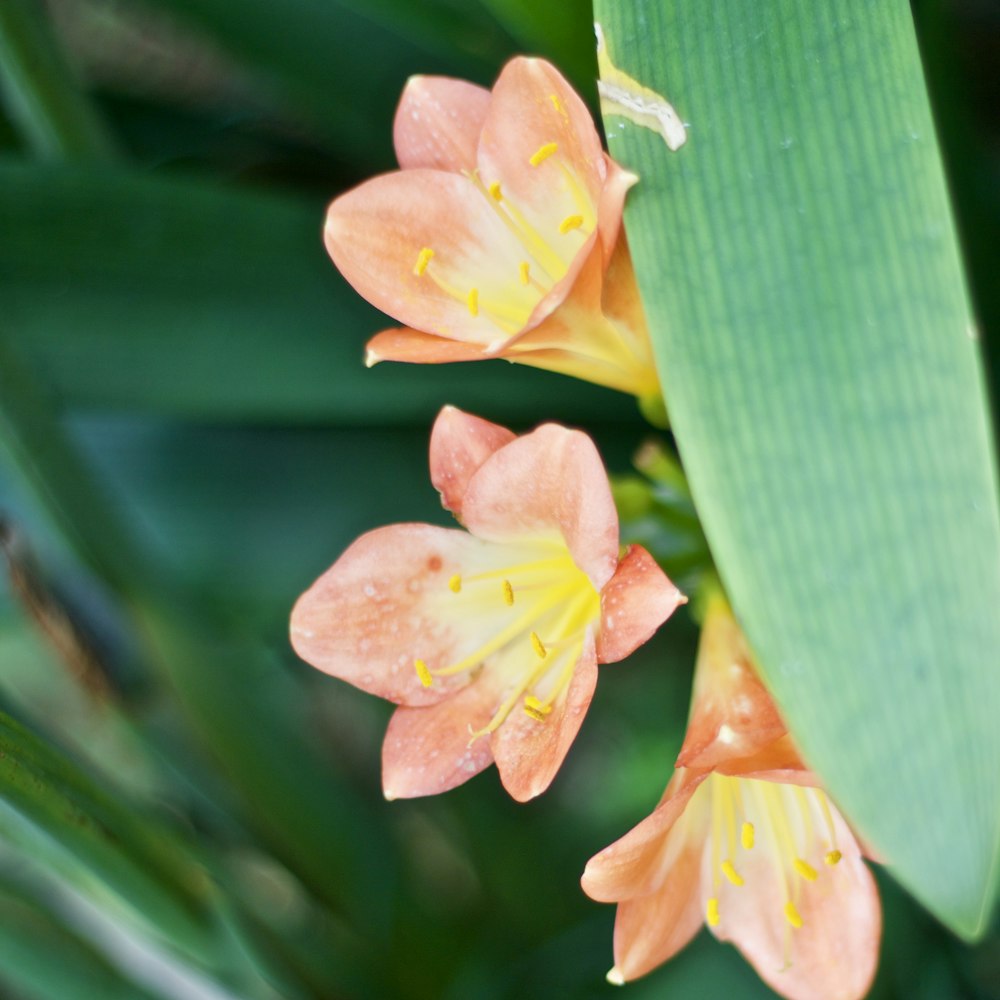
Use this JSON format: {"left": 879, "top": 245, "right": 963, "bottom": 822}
{"left": 0, "top": 0, "right": 997, "bottom": 997}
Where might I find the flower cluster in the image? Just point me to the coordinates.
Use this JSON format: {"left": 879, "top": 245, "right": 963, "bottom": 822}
{"left": 293, "top": 54, "right": 881, "bottom": 1000}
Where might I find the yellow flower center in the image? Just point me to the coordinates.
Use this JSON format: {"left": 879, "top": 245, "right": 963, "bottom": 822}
{"left": 413, "top": 542, "right": 600, "bottom": 741}
{"left": 700, "top": 774, "right": 844, "bottom": 966}
{"left": 409, "top": 137, "right": 597, "bottom": 340}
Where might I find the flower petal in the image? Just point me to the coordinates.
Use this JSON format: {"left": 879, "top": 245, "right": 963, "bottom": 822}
{"left": 609, "top": 844, "right": 705, "bottom": 983}
{"left": 478, "top": 58, "right": 605, "bottom": 251}
{"left": 381, "top": 676, "right": 500, "bottom": 799}
{"left": 460, "top": 424, "right": 620, "bottom": 590}
{"left": 290, "top": 524, "right": 508, "bottom": 706}
{"left": 713, "top": 801, "right": 881, "bottom": 1000}
{"left": 324, "top": 170, "right": 542, "bottom": 346}
{"left": 393, "top": 75, "right": 490, "bottom": 172}
{"left": 677, "top": 595, "right": 788, "bottom": 770}
{"left": 491, "top": 630, "right": 598, "bottom": 801}
{"left": 582, "top": 769, "right": 708, "bottom": 903}
{"left": 596, "top": 153, "right": 638, "bottom": 264}
{"left": 596, "top": 545, "right": 685, "bottom": 664}
{"left": 365, "top": 327, "right": 493, "bottom": 366}
{"left": 429, "top": 405, "right": 515, "bottom": 521}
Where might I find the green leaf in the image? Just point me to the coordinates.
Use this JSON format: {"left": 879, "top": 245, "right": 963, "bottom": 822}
{"left": 0, "top": 160, "right": 636, "bottom": 425}
{"left": 0, "top": 0, "right": 119, "bottom": 162}
{"left": 594, "top": 0, "right": 1000, "bottom": 937}
{"left": 0, "top": 708, "right": 218, "bottom": 958}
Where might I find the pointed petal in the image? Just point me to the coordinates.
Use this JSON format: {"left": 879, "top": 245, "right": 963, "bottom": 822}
{"left": 610, "top": 844, "right": 705, "bottom": 982}
{"left": 596, "top": 153, "right": 638, "bottom": 264}
{"left": 365, "top": 327, "right": 492, "bottom": 365}
{"left": 478, "top": 58, "right": 605, "bottom": 251}
{"left": 677, "top": 595, "right": 788, "bottom": 770}
{"left": 429, "top": 405, "right": 515, "bottom": 520}
{"left": 324, "top": 170, "right": 541, "bottom": 345}
{"left": 582, "top": 770, "right": 708, "bottom": 902}
{"left": 716, "top": 735, "right": 812, "bottom": 782}
{"left": 393, "top": 75, "right": 490, "bottom": 171}
{"left": 381, "top": 677, "right": 500, "bottom": 799}
{"left": 491, "top": 631, "right": 598, "bottom": 801}
{"left": 290, "top": 524, "right": 506, "bottom": 706}
{"left": 596, "top": 545, "right": 685, "bottom": 664}
{"left": 461, "top": 424, "right": 620, "bottom": 589}
{"left": 714, "top": 800, "right": 881, "bottom": 1000}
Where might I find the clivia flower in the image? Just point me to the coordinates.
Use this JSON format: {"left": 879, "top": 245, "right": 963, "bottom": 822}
{"left": 324, "top": 57, "right": 661, "bottom": 402}
{"left": 581, "top": 592, "right": 881, "bottom": 1000}
{"left": 290, "top": 406, "right": 683, "bottom": 801}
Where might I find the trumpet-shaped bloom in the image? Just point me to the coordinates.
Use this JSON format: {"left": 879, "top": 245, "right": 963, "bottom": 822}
{"left": 582, "top": 594, "right": 881, "bottom": 1000}
{"left": 290, "top": 406, "right": 684, "bottom": 801}
{"left": 324, "top": 58, "right": 660, "bottom": 400}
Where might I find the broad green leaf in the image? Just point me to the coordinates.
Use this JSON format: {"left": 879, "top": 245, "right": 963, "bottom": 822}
{"left": 0, "top": 160, "right": 635, "bottom": 425}
{"left": 0, "top": 0, "right": 119, "bottom": 162}
{"left": 594, "top": 0, "right": 1000, "bottom": 936}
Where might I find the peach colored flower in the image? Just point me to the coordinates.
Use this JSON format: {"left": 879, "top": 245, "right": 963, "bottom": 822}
{"left": 324, "top": 58, "right": 660, "bottom": 400}
{"left": 290, "top": 406, "right": 683, "bottom": 801}
{"left": 582, "top": 593, "right": 881, "bottom": 1000}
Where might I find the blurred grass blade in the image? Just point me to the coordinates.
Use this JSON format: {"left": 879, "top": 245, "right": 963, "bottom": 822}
{"left": 0, "top": 0, "right": 119, "bottom": 161}
{"left": 594, "top": 0, "right": 1000, "bottom": 936}
{"left": 0, "top": 708, "right": 217, "bottom": 958}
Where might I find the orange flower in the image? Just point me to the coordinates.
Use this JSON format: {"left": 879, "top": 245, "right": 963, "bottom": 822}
{"left": 290, "top": 407, "right": 683, "bottom": 801}
{"left": 324, "top": 58, "right": 660, "bottom": 400}
{"left": 582, "top": 594, "right": 881, "bottom": 999}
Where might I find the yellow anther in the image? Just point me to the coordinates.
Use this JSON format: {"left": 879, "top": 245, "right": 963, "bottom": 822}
{"left": 559, "top": 214, "right": 584, "bottom": 234}
{"left": 488, "top": 181, "right": 502, "bottom": 201}
{"left": 741, "top": 822, "right": 755, "bottom": 850}
{"left": 706, "top": 897, "right": 720, "bottom": 927}
{"left": 529, "top": 142, "right": 558, "bottom": 166}
{"left": 414, "top": 659, "right": 433, "bottom": 688}
{"left": 794, "top": 858, "right": 818, "bottom": 882}
{"left": 784, "top": 901, "right": 804, "bottom": 929}
{"left": 825, "top": 850, "right": 842, "bottom": 866}
{"left": 523, "top": 695, "right": 552, "bottom": 721}
{"left": 467, "top": 287, "right": 479, "bottom": 316}
{"left": 548, "top": 93, "right": 562, "bottom": 112}
{"left": 721, "top": 860, "right": 744, "bottom": 887}
{"left": 530, "top": 631, "right": 547, "bottom": 659}
{"left": 448, "top": 574, "right": 462, "bottom": 593}
{"left": 502, "top": 579, "right": 514, "bottom": 606}
{"left": 413, "top": 247, "right": 434, "bottom": 276}
{"left": 519, "top": 261, "right": 530, "bottom": 285}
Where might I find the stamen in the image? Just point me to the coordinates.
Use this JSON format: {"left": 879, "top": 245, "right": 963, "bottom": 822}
{"left": 523, "top": 695, "right": 552, "bottom": 721}
{"left": 559, "top": 214, "right": 584, "bottom": 234}
{"left": 783, "top": 901, "right": 804, "bottom": 929}
{"left": 825, "top": 850, "right": 842, "bottom": 866}
{"left": 488, "top": 181, "right": 502, "bottom": 201}
{"left": 721, "top": 860, "right": 744, "bottom": 887}
{"left": 502, "top": 580, "right": 514, "bottom": 606}
{"left": 741, "top": 821, "right": 755, "bottom": 850}
{"left": 706, "top": 897, "right": 720, "bottom": 927}
{"left": 548, "top": 94, "right": 562, "bottom": 113}
{"left": 414, "top": 659, "right": 433, "bottom": 688}
{"left": 530, "top": 631, "right": 547, "bottom": 658}
{"left": 529, "top": 142, "right": 558, "bottom": 166}
{"left": 794, "top": 858, "right": 818, "bottom": 882}
{"left": 448, "top": 574, "right": 462, "bottom": 593}
{"left": 519, "top": 261, "right": 530, "bottom": 285}
{"left": 467, "top": 287, "right": 479, "bottom": 316}
{"left": 413, "top": 247, "right": 434, "bottom": 276}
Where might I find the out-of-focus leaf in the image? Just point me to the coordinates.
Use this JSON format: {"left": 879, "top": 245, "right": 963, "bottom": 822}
{"left": 594, "top": 0, "right": 1000, "bottom": 937}
{"left": 138, "top": 0, "right": 510, "bottom": 163}
{"left": 0, "top": 160, "right": 636, "bottom": 425}
{"left": 0, "top": 708, "right": 217, "bottom": 958}
{"left": 0, "top": 0, "right": 119, "bottom": 162}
